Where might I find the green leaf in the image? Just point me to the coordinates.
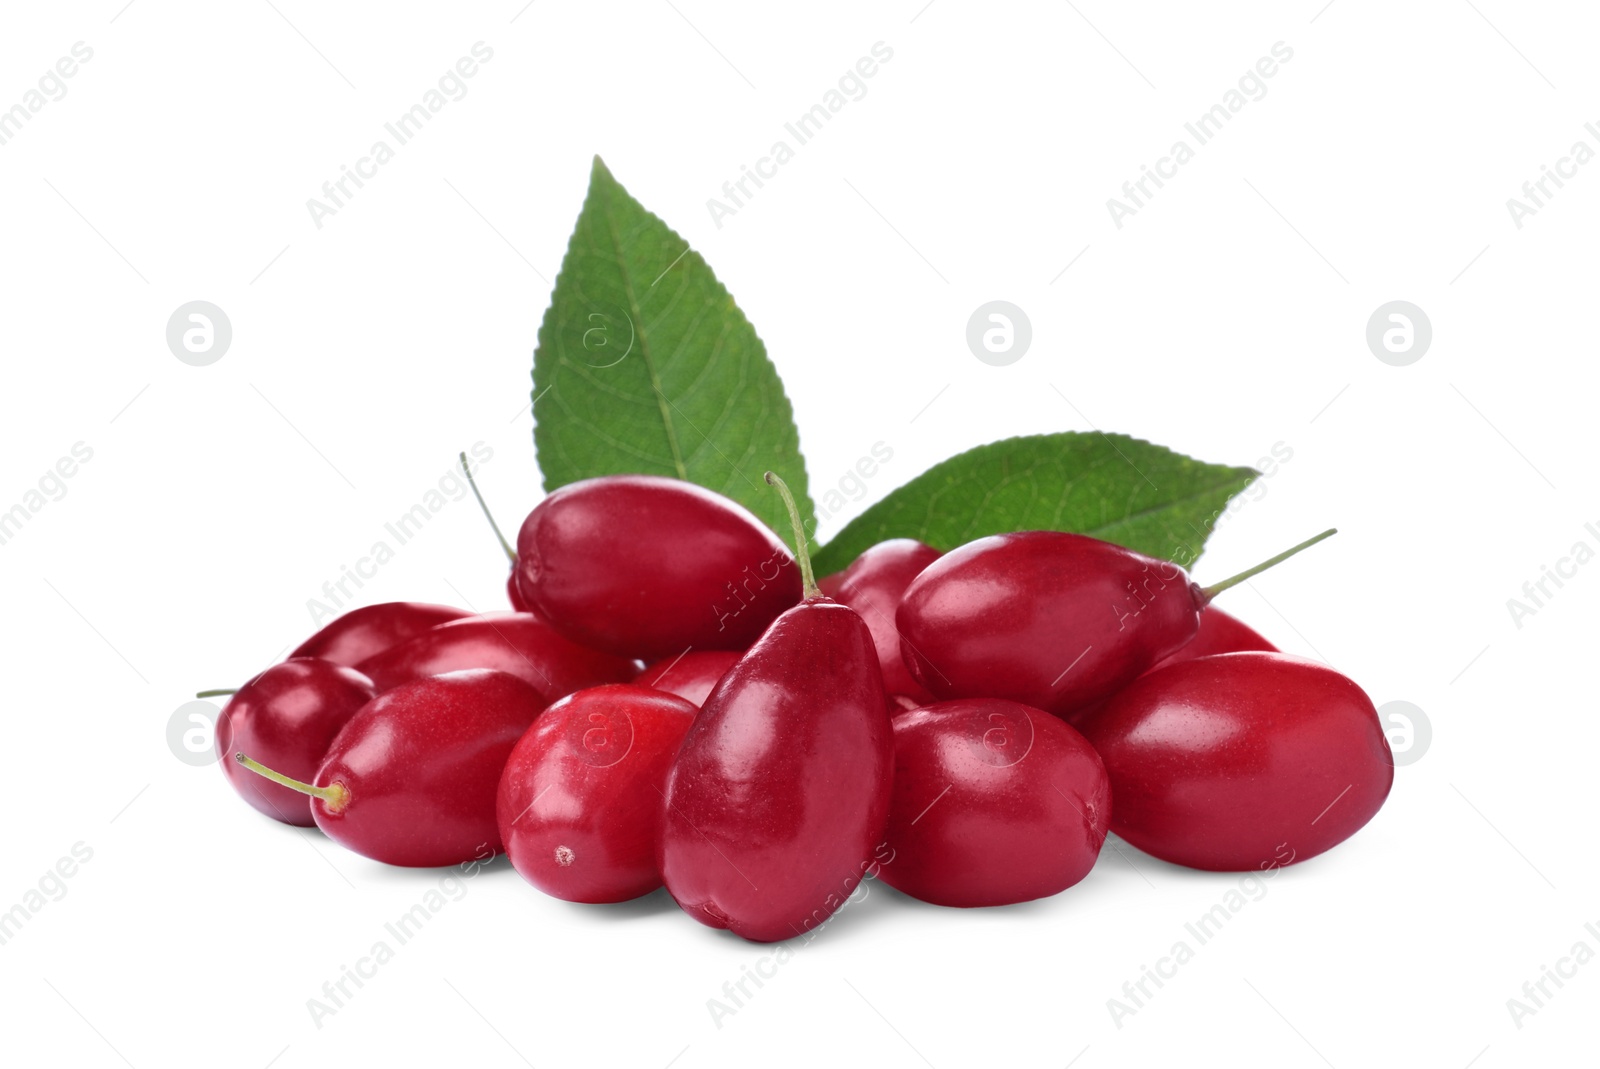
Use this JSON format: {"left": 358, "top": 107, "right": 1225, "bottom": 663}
{"left": 811, "top": 433, "right": 1258, "bottom": 575}
{"left": 532, "top": 157, "right": 812, "bottom": 541}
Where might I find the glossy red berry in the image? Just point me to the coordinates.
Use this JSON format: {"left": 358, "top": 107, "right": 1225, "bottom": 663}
{"left": 217, "top": 659, "right": 376, "bottom": 826}
{"left": 354, "top": 611, "right": 635, "bottom": 704}
{"left": 634, "top": 650, "right": 741, "bottom": 707}
{"left": 497, "top": 684, "right": 696, "bottom": 903}
{"left": 238, "top": 669, "right": 543, "bottom": 867}
{"left": 897, "top": 532, "right": 1205, "bottom": 718}
{"left": 515, "top": 475, "right": 801, "bottom": 659}
{"left": 508, "top": 572, "right": 533, "bottom": 613}
{"left": 898, "top": 529, "right": 1332, "bottom": 719}
{"left": 822, "top": 539, "right": 941, "bottom": 703}
{"left": 1063, "top": 607, "right": 1280, "bottom": 728}
{"left": 659, "top": 473, "right": 893, "bottom": 942}
{"left": 881, "top": 699, "right": 1110, "bottom": 907}
{"left": 1074, "top": 652, "right": 1393, "bottom": 871}
{"left": 660, "top": 598, "right": 891, "bottom": 941}
{"left": 1149, "top": 606, "right": 1275, "bottom": 672}
{"left": 289, "top": 602, "right": 469, "bottom": 667}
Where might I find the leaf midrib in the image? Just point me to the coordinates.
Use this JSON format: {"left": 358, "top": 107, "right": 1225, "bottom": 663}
{"left": 598, "top": 181, "right": 687, "bottom": 480}
{"left": 866, "top": 462, "right": 1254, "bottom": 536}
{"left": 1078, "top": 467, "right": 1257, "bottom": 535}
{"left": 812, "top": 438, "right": 1259, "bottom": 573}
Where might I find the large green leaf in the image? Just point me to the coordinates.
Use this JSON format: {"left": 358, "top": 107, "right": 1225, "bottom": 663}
{"left": 532, "top": 157, "right": 812, "bottom": 540}
{"left": 811, "top": 433, "right": 1257, "bottom": 574}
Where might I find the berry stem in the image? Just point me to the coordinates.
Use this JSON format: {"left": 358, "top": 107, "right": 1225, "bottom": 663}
{"left": 1200, "top": 528, "right": 1337, "bottom": 602}
{"left": 234, "top": 753, "right": 350, "bottom": 812}
{"left": 195, "top": 688, "right": 237, "bottom": 698}
{"left": 460, "top": 450, "right": 515, "bottom": 563}
{"left": 764, "top": 471, "right": 818, "bottom": 598}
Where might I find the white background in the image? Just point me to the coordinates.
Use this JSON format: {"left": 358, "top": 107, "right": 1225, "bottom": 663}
{"left": 0, "top": 1, "right": 1594, "bottom": 1066}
